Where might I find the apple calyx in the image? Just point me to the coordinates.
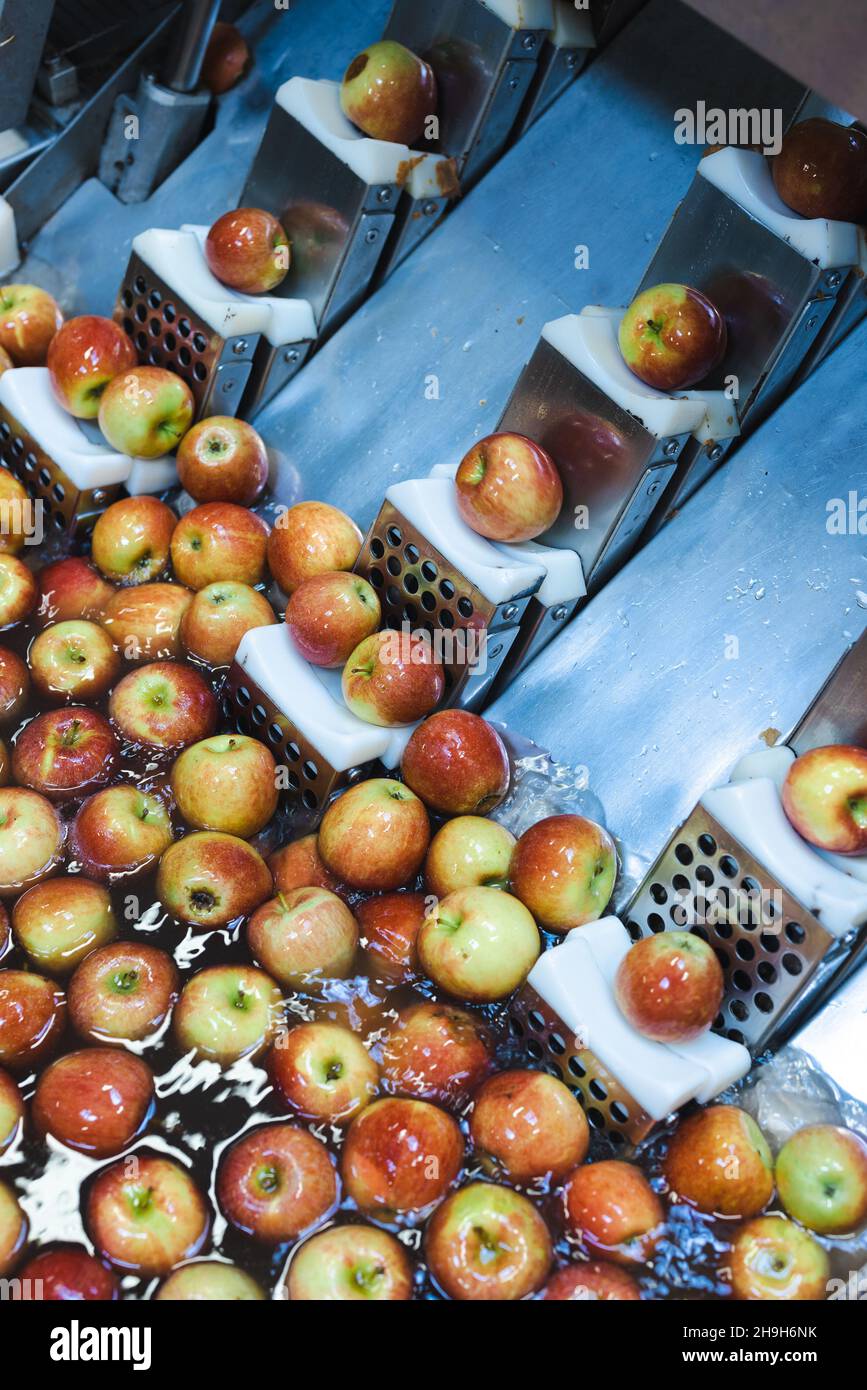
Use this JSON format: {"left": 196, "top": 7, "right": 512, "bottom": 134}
{"left": 189, "top": 889, "right": 219, "bottom": 913}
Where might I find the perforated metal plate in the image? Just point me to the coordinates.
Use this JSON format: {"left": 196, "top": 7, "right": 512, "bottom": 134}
{"left": 625, "top": 805, "right": 835, "bottom": 1049}
{"left": 0, "top": 407, "right": 122, "bottom": 538}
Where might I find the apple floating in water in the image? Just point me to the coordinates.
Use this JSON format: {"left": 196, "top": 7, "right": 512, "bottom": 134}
{"left": 87, "top": 1155, "right": 210, "bottom": 1276}
{"left": 775, "top": 1124, "right": 867, "bottom": 1235}
{"left": 33, "top": 1047, "right": 154, "bottom": 1156}
{"left": 663, "top": 1104, "right": 774, "bottom": 1218}
{"left": 470, "top": 1069, "right": 589, "bottom": 1182}
{"left": 318, "top": 778, "right": 430, "bottom": 892}
{"left": 204, "top": 208, "right": 290, "bottom": 295}
{"left": 562, "top": 1159, "right": 664, "bottom": 1265}
{"left": 342, "top": 1096, "right": 463, "bottom": 1217}
{"left": 176, "top": 416, "right": 269, "bottom": 506}
{"left": 68, "top": 941, "right": 179, "bottom": 1044}
{"left": 270, "top": 1020, "right": 378, "bottom": 1122}
{"left": 340, "top": 40, "right": 437, "bottom": 146}
{"left": 71, "top": 785, "right": 174, "bottom": 882}
{"left": 379, "top": 1000, "right": 493, "bottom": 1111}
{"left": 287, "top": 1225, "right": 412, "bottom": 1302}
{"left": 267, "top": 501, "right": 362, "bottom": 596}
{"left": 782, "top": 744, "right": 867, "bottom": 854}
{"left": 356, "top": 890, "right": 426, "bottom": 981}
{"left": 400, "top": 710, "right": 511, "bottom": 816}
{"left": 425, "top": 815, "right": 516, "bottom": 898}
{"left": 614, "top": 930, "right": 724, "bottom": 1043}
{"left": 28, "top": 622, "right": 122, "bottom": 704}
{"left": 772, "top": 118, "right": 867, "bottom": 223}
{"left": 510, "top": 813, "right": 617, "bottom": 932}
{"left": 542, "top": 1260, "right": 641, "bottom": 1301}
{"left": 91, "top": 495, "right": 177, "bottom": 586}
{"left": 618, "top": 283, "right": 727, "bottom": 391}
{"left": 170, "top": 733, "right": 278, "bottom": 838}
{"left": 426, "top": 1182, "right": 552, "bottom": 1302}
{"left": 248, "top": 887, "right": 359, "bottom": 988}
{"left": 418, "top": 886, "right": 540, "bottom": 1003}
{"left": 12, "top": 708, "right": 118, "bottom": 802}
{"left": 729, "top": 1215, "right": 829, "bottom": 1301}
{"left": 100, "top": 583, "right": 193, "bottom": 664}
{"left": 217, "top": 1122, "right": 338, "bottom": 1242}
{"left": 170, "top": 502, "right": 270, "bottom": 591}
{"left": 181, "top": 580, "right": 276, "bottom": 667}
{"left": 15, "top": 1246, "right": 120, "bottom": 1301}
{"left": 156, "top": 1260, "right": 264, "bottom": 1301}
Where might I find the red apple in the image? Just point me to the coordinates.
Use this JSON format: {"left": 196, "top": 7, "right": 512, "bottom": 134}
{"left": 68, "top": 941, "right": 179, "bottom": 1044}
{"left": 267, "top": 501, "right": 362, "bottom": 596}
{"left": 562, "top": 1160, "right": 664, "bottom": 1264}
{"left": 287, "top": 1225, "right": 412, "bottom": 1302}
{"left": 205, "top": 208, "right": 290, "bottom": 295}
{"left": 71, "top": 785, "right": 174, "bottom": 882}
{"left": 28, "top": 621, "right": 122, "bottom": 703}
{"left": 170, "top": 502, "right": 270, "bottom": 590}
{"left": 0, "top": 284, "right": 63, "bottom": 365}
{"left": 47, "top": 315, "right": 137, "bottom": 418}
{"left": 156, "top": 830, "right": 272, "bottom": 929}
{"left": 91, "top": 495, "right": 177, "bottom": 585}
{"left": 87, "top": 1155, "right": 210, "bottom": 1275}
{"left": 109, "top": 660, "right": 217, "bottom": 749}
{"left": 0, "top": 901, "right": 8, "bottom": 960}
{"left": 12, "top": 707, "right": 117, "bottom": 802}
{"left": 33, "top": 1048, "right": 154, "bottom": 1156}
{"left": 0, "top": 1180, "right": 27, "bottom": 1274}
{"left": 510, "top": 813, "right": 617, "bottom": 932}
{"left": 98, "top": 366, "right": 195, "bottom": 459}
{"left": 174, "top": 964, "right": 283, "bottom": 1066}
{"left": 380, "top": 1000, "right": 493, "bottom": 1111}
{"left": 782, "top": 744, "right": 867, "bottom": 854}
{"left": 618, "top": 283, "right": 727, "bottom": 391}
{"left": 729, "top": 1216, "right": 829, "bottom": 1301}
{"left": 181, "top": 580, "right": 275, "bottom": 666}
{"left": 0, "top": 788, "right": 64, "bottom": 894}
{"left": 217, "top": 1123, "right": 337, "bottom": 1241}
{"left": 0, "top": 1066, "right": 23, "bottom": 1152}
{"left": 341, "top": 1097, "right": 463, "bottom": 1216}
{"left": 401, "top": 710, "right": 511, "bottom": 815}
{"left": 12, "top": 875, "right": 117, "bottom": 974}
{"left": 340, "top": 40, "right": 437, "bottom": 145}
{"left": 426, "top": 1182, "right": 551, "bottom": 1301}
{"left": 0, "top": 469, "right": 34, "bottom": 554}
{"left": 268, "top": 834, "right": 347, "bottom": 900}
{"left": 418, "top": 887, "right": 540, "bottom": 1002}
{"left": 156, "top": 1260, "right": 264, "bottom": 1300}
{"left": 247, "top": 887, "right": 359, "bottom": 987}
{"left": 356, "top": 890, "right": 426, "bottom": 981}
{"left": 318, "top": 778, "right": 430, "bottom": 891}
{"left": 662, "top": 1105, "right": 774, "bottom": 1218}
{"left": 270, "top": 1021, "right": 379, "bottom": 1121}
{"left": 286, "top": 571, "right": 381, "bottom": 668}
{"left": 0, "top": 968, "right": 65, "bottom": 1071}
{"left": 100, "top": 582, "right": 193, "bottom": 663}
{"left": 36, "top": 556, "right": 115, "bottom": 628}
{"left": 772, "top": 118, "right": 867, "bottom": 223}
{"left": 176, "top": 416, "right": 269, "bottom": 505}
{"left": 542, "top": 1260, "right": 641, "bottom": 1301}
{"left": 13, "top": 1246, "right": 119, "bottom": 1300}
{"left": 425, "top": 815, "right": 516, "bottom": 898}
{"left": 342, "top": 629, "right": 444, "bottom": 726}
{"left": 0, "top": 646, "right": 29, "bottom": 723}
{"left": 455, "top": 433, "right": 563, "bottom": 542}
{"left": 0, "top": 554, "right": 38, "bottom": 628}
{"left": 170, "top": 733, "right": 278, "bottom": 837}
{"left": 471, "top": 1069, "right": 589, "bottom": 1181}
{"left": 776, "top": 1124, "right": 867, "bottom": 1235}
{"left": 202, "top": 21, "right": 251, "bottom": 95}
{"left": 614, "top": 931, "right": 724, "bottom": 1043}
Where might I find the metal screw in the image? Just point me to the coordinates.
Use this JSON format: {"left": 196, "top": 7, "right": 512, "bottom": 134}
{"left": 553, "top": 605, "right": 568, "bottom": 621}
{"left": 826, "top": 272, "right": 841, "bottom": 290}
{"left": 521, "top": 34, "right": 536, "bottom": 50}
{"left": 365, "top": 229, "right": 379, "bottom": 244}
{"left": 376, "top": 187, "right": 392, "bottom": 205}
{"left": 566, "top": 53, "right": 579, "bottom": 69}
{"left": 647, "top": 480, "right": 660, "bottom": 497}
{"left": 509, "top": 75, "right": 519, "bottom": 89}
{"left": 423, "top": 201, "right": 438, "bottom": 216}
{"left": 222, "top": 380, "right": 235, "bottom": 394}
{"left": 663, "top": 439, "right": 680, "bottom": 458}
{"left": 708, "top": 443, "right": 724, "bottom": 462}
{"left": 806, "top": 316, "right": 817, "bottom": 330}
{"left": 232, "top": 339, "right": 248, "bottom": 356}
{"left": 502, "top": 604, "right": 518, "bottom": 620}
{"left": 92, "top": 490, "right": 107, "bottom": 506}
{"left": 283, "top": 349, "right": 299, "bottom": 364}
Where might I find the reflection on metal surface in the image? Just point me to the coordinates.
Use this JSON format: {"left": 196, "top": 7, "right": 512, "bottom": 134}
{"left": 790, "top": 629, "right": 867, "bottom": 755}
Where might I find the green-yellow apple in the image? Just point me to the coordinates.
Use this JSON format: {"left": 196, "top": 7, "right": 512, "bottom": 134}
{"left": 98, "top": 366, "right": 195, "bottom": 459}
{"left": 12, "top": 875, "right": 117, "bottom": 974}
{"left": 510, "top": 813, "right": 617, "bottom": 932}
{"left": 171, "top": 732, "right": 277, "bottom": 837}
{"left": 247, "top": 887, "right": 359, "bottom": 986}
{"left": 618, "top": 283, "right": 727, "bottom": 391}
{"left": 426, "top": 1182, "right": 551, "bottom": 1301}
{"left": 319, "top": 778, "right": 430, "bottom": 891}
{"left": 217, "top": 1123, "right": 337, "bottom": 1241}
{"left": 773, "top": 118, "right": 867, "bottom": 222}
{"left": 47, "top": 315, "right": 137, "bottom": 417}
{"left": 0, "top": 284, "right": 63, "bottom": 365}
{"left": 340, "top": 40, "right": 437, "bottom": 145}
{"left": 71, "top": 786, "right": 174, "bottom": 881}
{"left": 380, "top": 1000, "right": 492, "bottom": 1111}
{"left": 12, "top": 707, "right": 117, "bottom": 801}
{"left": 401, "top": 710, "right": 511, "bottom": 815}
{"left": 100, "top": 582, "right": 193, "bottom": 663}
{"left": 0, "top": 1180, "right": 27, "bottom": 1274}
{"left": 425, "top": 815, "right": 516, "bottom": 897}
{"left": 776, "top": 1124, "right": 867, "bottom": 1235}
{"left": 270, "top": 1020, "right": 378, "bottom": 1121}
{"left": 174, "top": 963, "right": 283, "bottom": 1065}
{"left": 287, "top": 571, "right": 380, "bottom": 668}
{"left": 542, "top": 1260, "right": 641, "bottom": 1301}
{"left": 170, "top": 502, "right": 270, "bottom": 590}
{"left": 563, "top": 1160, "right": 664, "bottom": 1264}
{"left": 455, "top": 433, "right": 563, "bottom": 542}
{"left": 471, "top": 1069, "right": 589, "bottom": 1181}
{"left": 0, "top": 554, "right": 38, "bottom": 628}
{"left": 729, "top": 1215, "right": 829, "bottom": 1301}
{"left": 418, "top": 886, "right": 540, "bottom": 1002}
{"left": 0, "top": 1067, "right": 23, "bottom": 1153}
{"left": 663, "top": 1105, "right": 774, "bottom": 1218}
{"left": 109, "top": 660, "right": 217, "bottom": 748}
{"left": 204, "top": 208, "right": 290, "bottom": 294}
{"left": 68, "top": 941, "right": 178, "bottom": 1044}
{"left": 176, "top": 415, "right": 269, "bottom": 505}
{"left": 287, "top": 1225, "right": 412, "bottom": 1301}
{"left": 180, "top": 580, "right": 275, "bottom": 667}
{"left": 157, "top": 830, "right": 272, "bottom": 929}
{"left": 782, "top": 744, "right": 867, "bottom": 853}
{"left": 356, "top": 890, "right": 425, "bottom": 981}
{"left": 342, "top": 1097, "right": 463, "bottom": 1216}
{"left": 36, "top": 556, "right": 115, "bottom": 628}
{"left": 91, "top": 495, "right": 177, "bottom": 584}
{"left": 267, "top": 501, "right": 361, "bottom": 596}
{"left": 87, "top": 1156, "right": 210, "bottom": 1275}
{"left": 28, "top": 620, "right": 121, "bottom": 703}
{"left": 156, "top": 1260, "right": 265, "bottom": 1300}
{"left": 342, "top": 629, "right": 444, "bottom": 726}
{"left": 614, "top": 931, "right": 724, "bottom": 1042}
{"left": 0, "top": 968, "right": 66, "bottom": 1071}
{"left": 0, "top": 787, "right": 64, "bottom": 894}
{"left": 33, "top": 1047, "right": 154, "bottom": 1156}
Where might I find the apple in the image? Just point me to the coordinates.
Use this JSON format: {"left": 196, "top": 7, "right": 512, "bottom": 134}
{"left": 380, "top": 1001, "right": 492, "bottom": 1112}
{"left": 0, "top": 1067, "right": 23, "bottom": 1153}
{"left": 100, "top": 582, "right": 193, "bottom": 663}
{"left": 0, "top": 788, "right": 64, "bottom": 894}
{"left": 0, "top": 469, "right": 33, "bottom": 554}
{"left": 98, "top": 366, "right": 195, "bottom": 459}
{"left": 71, "top": 785, "right": 174, "bottom": 882}
{"left": 773, "top": 118, "right": 867, "bottom": 223}
{"left": 662, "top": 1105, "right": 774, "bottom": 1218}
{"left": 562, "top": 1160, "right": 664, "bottom": 1265}
{"left": 47, "top": 315, "right": 137, "bottom": 418}
{"left": 425, "top": 816, "right": 516, "bottom": 898}
{"left": 341, "top": 1097, "right": 463, "bottom": 1216}
{"left": 12, "top": 707, "right": 118, "bottom": 801}
{"left": 0, "top": 646, "right": 29, "bottom": 722}
{"left": 269, "top": 833, "right": 347, "bottom": 899}
{"left": 14, "top": 1246, "right": 120, "bottom": 1301}
{"left": 319, "top": 779, "right": 430, "bottom": 891}
{"left": 401, "top": 711, "right": 511, "bottom": 816}
{"left": 775, "top": 1124, "right": 867, "bottom": 1235}
{"left": 0, "top": 284, "right": 63, "bottom": 365}
{"left": 247, "top": 887, "right": 359, "bottom": 987}
{"left": 426, "top": 1183, "right": 551, "bottom": 1301}
{"left": 157, "top": 830, "right": 272, "bottom": 929}
{"left": 156, "top": 1259, "right": 264, "bottom": 1300}
{"left": 342, "top": 629, "right": 444, "bottom": 727}
{"left": 68, "top": 941, "right": 179, "bottom": 1044}
{"left": 28, "top": 621, "right": 122, "bottom": 703}
{"left": 170, "top": 502, "right": 270, "bottom": 591}
{"left": 170, "top": 733, "right": 278, "bottom": 837}
{"left": 0, "top": 739, "right": 8, "bottom": 787}
{"left": 181, "top": 580, "right": 275, "bottom": 666}
{"left": 618, "top": 283, "right": 727, "bottom": 391}
{"left": 0, "top": 968, "right": 65, "bottom": 1071}
{"left": 0, "top": 346, "right": 12, "bottom": 375}
{"left": 287, "top": 1225, "right": 412, "bottom": 1301}
{"left": 270, "top": 1021, "right": 379, "bottom": 1121}
{"left": 0, "top": 901, "right": 7, "bottom": 959}
{"left": 542, "top": 1260, "right": 641, "bottom": 1301}
{"left": 204, "top": 208, "right": 290, "bottom": 295}
{"left": 12, "top": 875, "right": 117, "bottom": 974}
{"left": 418, "top": 886, "right": 540, "bottom": 1002}
{"left": 782, "top": 744, "right": 867, "bottom": 854}
{"left": 176, "top": 416, "right": 269, "bottom": 505}
{"left": 470, "top": 1069, "right": 589, "bottom": 1181}
{"left": 174, "top": 963, "right": 283, "bottom": 1066}
{"left": 91, "top": 496, "right": 177, "bottom": 585}
{"left": 0, "top": 554, "right": 39, "bottom": 628}
{"left": 614, "top": 931, "right": 724, "bottom": 1043}
{"left": 217, "top": 1123, "right": 337, "bottom": 1241}
{"left": 455, "top": 433, "right": 563, "bottom": 543}
{"left": 87, "top": 1155, "right": 210, "bottom": 1276}
{"left": 287, "top": 571, "right": 381, "bottom": 668}
{"left": 357, "top": 891, "right": 426, "bottom": 982}
{"left": 340, "top": 40, "right": 437, "bottom": 145}
{"left": 729, "top": 1216, "right": 829, "bottom": 1301}
{"left": 267, "top": 501, "right": 362, "bottom": 596}
{"left": 510, "top": 813, "right": 617, "bottom": 932}
{"left": 36, "top": 556, "right": 115, "bottom": 628}
{"left": 201, "top": 22, "right": 251, "bottom": 95}
{"left": 33, "top": 1047, "right": 154, "bottom": 1156}
{"left": 109, "top": 660, "right": 216, "bottom": 749}
{"left": 0, "top": 1181, "right": 27, "bottom": 1275}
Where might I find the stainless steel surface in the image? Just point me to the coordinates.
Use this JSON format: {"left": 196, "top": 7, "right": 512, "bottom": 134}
{"left": 790, "top": 629, "right": 867, "bottom": 755}
{"left": 0, "top": 0, "right": 55, "bottom": 132}
{"left": 514, "top": 37, "right": 589, "bottom": 136}
{"left": 164, "top": 0, "right": 220, "bottom": 93}
{"left": 792, "top": 959, "right": 867, "bottom": 1106}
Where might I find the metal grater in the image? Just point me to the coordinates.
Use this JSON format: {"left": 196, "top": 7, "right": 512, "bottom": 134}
{"left": 0, "top": 407, "right": 121, "bottom": 541}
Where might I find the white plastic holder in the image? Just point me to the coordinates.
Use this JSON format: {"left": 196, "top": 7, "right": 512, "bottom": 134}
{"left": 0, "top": 198, "right": 20, "bottom": 278}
